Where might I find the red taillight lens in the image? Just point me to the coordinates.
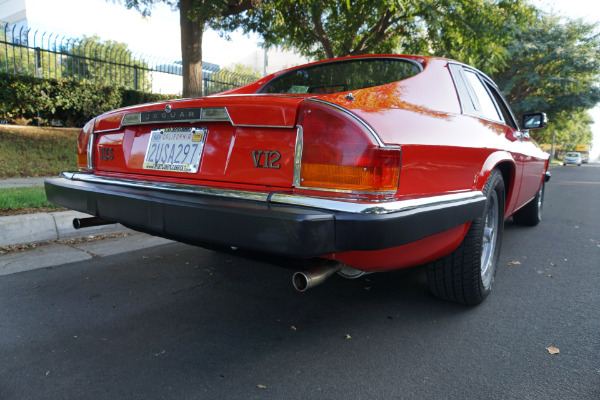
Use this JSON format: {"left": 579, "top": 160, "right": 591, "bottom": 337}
{"left": 298, "top": 102, "right": 400, "bottom": 193}
{"left": 77, "top": 119, "right": 95, "bottom": 170}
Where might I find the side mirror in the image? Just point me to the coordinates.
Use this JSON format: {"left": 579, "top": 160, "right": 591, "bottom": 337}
{"left": 522, "top": 112, "right": 547, "bottom": 130}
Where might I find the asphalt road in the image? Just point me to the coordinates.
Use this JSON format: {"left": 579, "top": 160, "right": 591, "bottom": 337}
{"left": 1, "top": 164, "right": 599, "bottom": 400}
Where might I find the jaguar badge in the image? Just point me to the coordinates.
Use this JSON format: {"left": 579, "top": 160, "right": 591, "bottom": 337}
{"left": 165, "top": 104, "right": 172, "bottom": 113}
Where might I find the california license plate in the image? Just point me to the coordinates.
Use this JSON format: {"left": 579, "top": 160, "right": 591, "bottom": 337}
{"left": 143, "top": 127, "right": 207, "bottom": 173}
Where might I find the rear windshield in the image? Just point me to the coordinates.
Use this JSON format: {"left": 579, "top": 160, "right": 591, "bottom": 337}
{"left": 260, "top": 58, "right": 421, "bottom": 94}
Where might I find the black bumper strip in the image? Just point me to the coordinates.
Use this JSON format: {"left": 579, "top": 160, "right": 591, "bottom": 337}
{"left": 45, "top": 177, "right": 486, "bottom": 258}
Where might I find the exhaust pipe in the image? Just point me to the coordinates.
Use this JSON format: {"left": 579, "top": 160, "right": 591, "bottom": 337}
{"left": 292, "top": 260, "right": 343, "bottom": 292}
{"left": 73, "top": 217, "right": 116, "bottom": 230}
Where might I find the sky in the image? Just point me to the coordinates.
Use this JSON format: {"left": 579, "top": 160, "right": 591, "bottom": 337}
{"left": 23, "top": 0, "right": 261, "bottom": 66}
{"left": 19, "top": 0, "right": 600, "bottom": 159}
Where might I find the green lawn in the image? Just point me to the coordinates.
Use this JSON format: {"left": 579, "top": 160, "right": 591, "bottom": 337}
{"left": 0, "top": 125, "right": 77, "bottom": 215}
{"left": 0, "top": 186, "right": 64, "bottom": 216}
{"left": 0, "top": 125, "right": 79, "bottom": 178}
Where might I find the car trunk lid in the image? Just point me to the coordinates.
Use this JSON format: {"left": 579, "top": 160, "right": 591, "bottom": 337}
{"left": 91, "top": 96, "right": 304, "bottom": 190}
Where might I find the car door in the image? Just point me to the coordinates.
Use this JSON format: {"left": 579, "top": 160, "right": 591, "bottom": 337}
{"left": 449, "top": 63, "right": 545, "bottom": 215}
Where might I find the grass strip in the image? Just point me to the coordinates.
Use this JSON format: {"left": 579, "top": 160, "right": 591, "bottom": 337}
{"left": 0, "top": 186, "right": 64, "bottom": 216}
{"left": 0, "top": 125, "right": 79, "bottom": 178}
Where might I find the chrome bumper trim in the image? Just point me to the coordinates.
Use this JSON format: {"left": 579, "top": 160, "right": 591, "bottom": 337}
{"left": 62, "top": 172, "right": 484, "bottom": 215}
{"left": 271, "top": 191, "right": 485, "bottom": 215}
{"left": 61, "top": 172, "right": 270, "bottom": 202}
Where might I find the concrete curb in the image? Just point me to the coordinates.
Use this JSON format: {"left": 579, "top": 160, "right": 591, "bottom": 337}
{"left": 0, "top": 210, "right": 127, "bottom": 247}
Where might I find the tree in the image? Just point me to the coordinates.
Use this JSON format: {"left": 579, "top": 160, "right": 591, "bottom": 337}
{"left": 215, "top": 0, "right": 533, "bottom": 75}
{"left": 62, "top": 35, "right": 151, "bottom": 91}
{"left": 536, "top": 110, "right": 594, "bottom": 149}
{"left": 491, "top": 14, "right": 600, "bottom": 145}
{"left": 120, "top": 0, "right": 260, "bottom": 98}
{"left": 493, "top": 14, "right": 600, "bottom": 117}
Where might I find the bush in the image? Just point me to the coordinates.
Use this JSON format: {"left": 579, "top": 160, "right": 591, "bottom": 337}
{"left": 0, "top": 73, "right": 178, "bottom": 127}
{"left": 120, "top": 90, "right": 178, "bottom": 108}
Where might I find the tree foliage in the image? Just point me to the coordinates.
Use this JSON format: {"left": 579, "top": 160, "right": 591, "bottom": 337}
{"left": 62, "top": 35, "right": 151, "bottom": 91}
{"left": 214, "top": 0, "right": 533, "bottom": 75}
{"left": 492, "top": 14, "right": 600, "bottom": 145}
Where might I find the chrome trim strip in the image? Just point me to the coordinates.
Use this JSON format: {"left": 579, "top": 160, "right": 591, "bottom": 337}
{"left": 60, "top": 172, "right": 485, "bottom": 216}
{"left": 270, "top": 191, "right": 485, "bottom": 215}
{"left": 86, "top": 132, "right": 95, "bottom": 170}
{"left": 293, "top": 125, "right": 303, "bottom": 187}
{"left": 114, "top": 107, "right": 294, "bottom": 130}
{"left": 306, "top": 98, "right": 385, "bottom": 147}
{"left": 61, "top": 172, "right": 270, "bottom": 202}
{"left": 94, "top": 128, "right": 122, "bottom": 134}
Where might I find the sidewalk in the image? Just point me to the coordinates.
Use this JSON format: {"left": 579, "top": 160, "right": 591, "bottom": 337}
{"left": 0, "top": 209, "right": 129, "bottom": 247}
{"left": 0, "top": 177, "right": 129, "bottom": 247}
{"left": 1, "top": 177, "right": 172, "bottom": 275}
{"left": 0, "top": 176, "right": 48, "bottom": 189}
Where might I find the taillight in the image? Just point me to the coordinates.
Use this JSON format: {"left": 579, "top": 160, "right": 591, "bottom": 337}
{"left": 296, "top": 101, "right": 400, "bottom": 196}
{"left": 77, "top": 118, "right": 95, "bottom": 170}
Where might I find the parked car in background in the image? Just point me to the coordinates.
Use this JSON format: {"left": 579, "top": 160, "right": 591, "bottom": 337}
{"left": 46, "top": 55, "right": 550, "bottom": 305}
{"left": 563, "top": 152, "right": 582, "bottom": 166}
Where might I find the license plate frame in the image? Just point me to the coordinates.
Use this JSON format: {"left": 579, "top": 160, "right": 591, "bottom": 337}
{"left": 142, "top": 127, "right": 207, "bottom": 173}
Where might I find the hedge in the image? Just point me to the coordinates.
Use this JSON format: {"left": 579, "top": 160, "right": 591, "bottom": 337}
{"left": 0, "top": 73, "right": 178, "bottom": 127}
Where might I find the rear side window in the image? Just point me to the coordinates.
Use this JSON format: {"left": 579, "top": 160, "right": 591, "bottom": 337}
{"left": 260, "top": 58, "right": 421, "bottom": 94}
{"left": 449, "top": 63, "right": 518, "bottom": 129}
{"left": 462, "top": 70, "right": 503, "bottom": 122}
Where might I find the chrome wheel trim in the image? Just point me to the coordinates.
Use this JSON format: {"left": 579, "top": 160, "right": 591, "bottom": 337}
{"left": 481, "top": 191, "right": 499, "bottom": 289}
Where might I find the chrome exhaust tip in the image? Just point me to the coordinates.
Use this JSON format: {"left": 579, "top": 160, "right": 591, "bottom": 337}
{"left": 292, "top": 260, "right": 343, "bottom": 292}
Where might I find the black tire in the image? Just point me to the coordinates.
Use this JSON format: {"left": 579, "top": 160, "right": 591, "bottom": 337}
{"left": 426, "top": 169, "right": 505, "bottom": 305}
{"left": 513, "top": 182, "right": 545, "bottom": 226}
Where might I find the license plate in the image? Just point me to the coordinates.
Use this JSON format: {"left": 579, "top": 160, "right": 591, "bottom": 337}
{"left": 143, "top": 127, "right": 207, "bottom": 173}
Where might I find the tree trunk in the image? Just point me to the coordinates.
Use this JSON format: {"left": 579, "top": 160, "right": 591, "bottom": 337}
{"left": 180, "top": 0, "right": 205, "bottom": 98}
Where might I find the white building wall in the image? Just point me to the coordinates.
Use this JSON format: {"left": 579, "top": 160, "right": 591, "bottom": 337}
{"left": 0, "top": 0, "right": 27, "bottom": 25}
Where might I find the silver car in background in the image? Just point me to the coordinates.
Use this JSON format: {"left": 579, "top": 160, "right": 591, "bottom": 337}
{"left": 563, "top": 152, "right": 582, "bottom": 166}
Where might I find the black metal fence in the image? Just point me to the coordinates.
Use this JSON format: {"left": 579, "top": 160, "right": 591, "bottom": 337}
{"left": 1, "top": 23, "right": 257, "bottom": 95}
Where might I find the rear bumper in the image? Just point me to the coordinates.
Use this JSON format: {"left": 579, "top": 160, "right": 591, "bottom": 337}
{"left": 45, "top": 172, "right": 486, "bottom": 258}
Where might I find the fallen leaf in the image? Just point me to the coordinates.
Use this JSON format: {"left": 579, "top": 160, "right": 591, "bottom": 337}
{"left": 547, "top": 274, "right": 553, "bottom": 278}
{"left": 547, "top": 346, "right": 560, "bottom": 355}
{"left": 364, "top": 286, "right": 371, "bottom": 290}
{"left": 291, "top": 326, "right": 297, "bottom": 331}
{"left": 142, "top": 256, "right": 149, "bottom": 259}
{"left": 507, "top": 261, "right": 521, "bottom": 266}
{"left": 257, "top": 384, "right": 267, "bottom": 389}
{"left": 345, "top": 334, "right": 351, "bottom": 339}
{"left": 550, "top": 262, "right": 557, "bottom": 267}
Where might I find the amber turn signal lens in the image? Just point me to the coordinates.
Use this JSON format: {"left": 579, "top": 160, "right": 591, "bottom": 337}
{"left": 301, "top": 154, "right": 400, "bottom": 192}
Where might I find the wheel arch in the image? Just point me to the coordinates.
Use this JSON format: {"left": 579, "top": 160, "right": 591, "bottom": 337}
{"left": 475, "top": 151, "right": 516, "bottom": 215}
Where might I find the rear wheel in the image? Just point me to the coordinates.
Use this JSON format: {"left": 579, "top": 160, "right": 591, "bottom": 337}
{"left": 513, "top": 182, "right": 544, "bottom": 226}
{"left": 426, "top": 169, "right": 505, "bottom": 305}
